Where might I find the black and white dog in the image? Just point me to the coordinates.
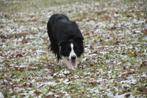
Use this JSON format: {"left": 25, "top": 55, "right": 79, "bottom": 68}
{"left": 47, "top": 14, "right": 84, "bottom": 70}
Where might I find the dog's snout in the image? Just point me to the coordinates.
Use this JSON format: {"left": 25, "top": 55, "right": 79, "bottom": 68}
{"left": 71, "top": 56, "right": 76, "bottom": 60}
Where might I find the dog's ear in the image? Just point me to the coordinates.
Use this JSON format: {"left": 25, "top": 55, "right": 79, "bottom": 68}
{"left": 58, "top": 40, "right": 67, "bottom": 46}
{"left": 72, "top": 21, "right": 84, "bottom": 40}
{"left": 74, "top": 37, "right": 83, "bottom": 43}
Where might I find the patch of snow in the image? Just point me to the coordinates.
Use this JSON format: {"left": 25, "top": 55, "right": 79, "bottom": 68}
{"left": 0, "top": 92, "right": 4, "bottom": 98}
{"left": 107, "top": 92, "right": 135, "bottom": 98}
{"left": 120, "top": 76, "right": 137, "bottom": 85}
{"left": 63, "top": 79, "right": 70, "bottom": 85}
{"left": 64, "top": 91, "right": 71, "bottom": 98}
{"left": 37, "top": 81, "right": 57, "bottom": 88}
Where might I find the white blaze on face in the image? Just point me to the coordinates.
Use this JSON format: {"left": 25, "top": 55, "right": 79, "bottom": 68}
{"left": 69, "top": 43, "right": 76, "bottom": 60}
{"left": 64, "top": 43, "right": 78, "bottom": 70}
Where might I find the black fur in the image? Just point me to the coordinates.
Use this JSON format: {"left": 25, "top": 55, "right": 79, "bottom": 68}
{"left": 47, "top": 14, "right": 84, "bottom": 61}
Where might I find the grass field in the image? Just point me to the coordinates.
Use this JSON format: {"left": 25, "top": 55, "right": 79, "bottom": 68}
{"left": 0, "top": 0, "right": 147, "bottom": 97}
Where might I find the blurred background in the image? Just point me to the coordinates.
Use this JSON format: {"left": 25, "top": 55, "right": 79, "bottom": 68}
{"left": 0, "top": 0, "right": 147, "bottom": 98}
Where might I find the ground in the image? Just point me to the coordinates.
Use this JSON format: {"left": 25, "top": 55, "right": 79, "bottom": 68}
{"left": 0, "top": 0, "right": 147, "bottom": 98}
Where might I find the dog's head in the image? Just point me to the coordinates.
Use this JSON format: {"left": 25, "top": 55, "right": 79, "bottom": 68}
{"left": 59, "top": 39, "right": 84, "bottom": 70}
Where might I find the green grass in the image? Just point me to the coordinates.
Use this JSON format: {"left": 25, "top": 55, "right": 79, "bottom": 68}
{"left": 0, "top": 0, "right": 100, "bottom": 13}
{"left": 0, "top": 0, "right": 146, "bottom": 97}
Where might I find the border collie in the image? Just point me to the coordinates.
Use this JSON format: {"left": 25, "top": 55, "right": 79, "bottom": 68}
{"left": 47, "top": 14, "right": 84, "bottom": 70}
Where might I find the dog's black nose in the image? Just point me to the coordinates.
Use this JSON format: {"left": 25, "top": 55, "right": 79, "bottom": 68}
{"left": 71, "top": 56, "right": 76, "bottom": 60}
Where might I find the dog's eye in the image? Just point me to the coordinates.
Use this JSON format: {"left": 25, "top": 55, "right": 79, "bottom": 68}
{"left": 69, "top": 46, "right": 71, "bottom": 51}
{"left": 66, "top": 45, "right": 71, "bottom": 51}
{"left": 74, "top": 46, "right": 77, "bottom": 51}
